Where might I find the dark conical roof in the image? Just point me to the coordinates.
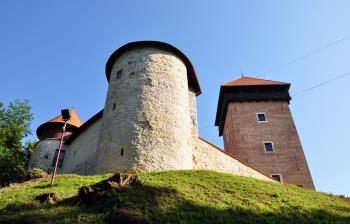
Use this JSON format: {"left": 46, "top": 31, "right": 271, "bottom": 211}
{"left": 105, "top": 41, "right": 202, "bottom": 96}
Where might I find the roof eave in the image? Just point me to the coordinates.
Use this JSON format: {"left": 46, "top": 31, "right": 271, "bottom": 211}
{"left": 105, "top": 41, "right": 202, "bottom": 96}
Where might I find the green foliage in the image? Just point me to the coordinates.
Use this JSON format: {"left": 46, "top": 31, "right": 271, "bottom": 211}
{"left": 27, "top": 168, "right": 48, "bottom": 180}
{"left": 0, "top": 170, "right": 349, "bottom": 224}
{"left": 0, "top": 99, "right": 33, "bottom": 187}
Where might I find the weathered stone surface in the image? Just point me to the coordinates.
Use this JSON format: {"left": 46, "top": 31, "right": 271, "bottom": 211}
{"left": 193, "top": 137, "right": 272, "bottom": 181}
{"left": 30, "top": 44, "right": 278, "bottom": 184}
{"left": 62, "top": 118, "right": 102, "bottom": 175}
{"left": 29, "top": 139, "right": 60, "bottom": 173}
{"left": 188, "top": 89, "right": 198, "bottom": 137}
{"left": 94, "top": 47, "right": 193, "bottom": 173}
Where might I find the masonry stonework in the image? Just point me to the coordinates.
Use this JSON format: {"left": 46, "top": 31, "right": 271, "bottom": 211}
{"left": 30, "top": 140, "right": 60, "bottom": 173}
{"left": 30, "top": 41, "right": 315, "bottom": 188}
{"left": 94, "top": 47, "right": 193, "bottom": 173}
{"left": 189, "top": 89, "right": 198, "bottom": 137}
{"left": 193, "top": 138, "right": 272, "bottom": 181}
{"left": 62, "top": 118, "right": 102, "bottom": 175}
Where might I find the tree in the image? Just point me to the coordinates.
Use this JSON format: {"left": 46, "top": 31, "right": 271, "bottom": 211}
{"left": 0, "top": 99, "right": 33, "bottom": 187}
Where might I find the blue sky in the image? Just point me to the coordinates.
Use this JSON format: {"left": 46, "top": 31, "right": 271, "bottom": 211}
{"left": 1, "top": 1, "right": 349, "bottom": 196}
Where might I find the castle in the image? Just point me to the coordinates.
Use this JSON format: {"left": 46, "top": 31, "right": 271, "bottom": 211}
{"left": 30, "top": 41, "right": 315, "bottom": 189}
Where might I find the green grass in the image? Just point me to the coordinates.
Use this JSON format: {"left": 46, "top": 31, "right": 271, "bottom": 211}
{"left": 0, "top": 170, "right": 349, "bottom": 224}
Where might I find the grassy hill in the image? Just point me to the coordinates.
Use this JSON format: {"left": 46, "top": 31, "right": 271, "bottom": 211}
{"left": 0, "top": 170, "right": 349, "bottom": 224}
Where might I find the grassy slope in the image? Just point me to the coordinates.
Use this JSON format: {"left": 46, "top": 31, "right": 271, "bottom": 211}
{"left": 0, "top": 170, "right": 349, "bottom": 224}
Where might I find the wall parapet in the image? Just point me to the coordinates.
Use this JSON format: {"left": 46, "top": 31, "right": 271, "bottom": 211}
{"left": 193, "top": 137, "right": 273, "bottom": 182}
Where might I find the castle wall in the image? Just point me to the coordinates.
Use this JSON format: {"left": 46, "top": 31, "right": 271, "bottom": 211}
{"left": 94, "top": 47, "right": 193, "bottom": 173}
{"left": 192, "top": 137, "right": 272, "bottom": 181}
{"left": 62, "top": 118, "right": 102, "bottom": 175}
{"left": 223, "top": 101, "right": 314, "bottom": 189}
{"left": 189, "top": 89, "right": 198, "bottom": 137}
{"left": 30, "top": 139, "right": 60, "bottom": 173}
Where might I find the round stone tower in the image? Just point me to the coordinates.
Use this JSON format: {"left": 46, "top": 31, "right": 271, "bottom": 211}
{"left": 30, "top": 109, "right": 82, "bottom": 173}
{"left": 94, "top": 41, "right": 201, "bottom": 173}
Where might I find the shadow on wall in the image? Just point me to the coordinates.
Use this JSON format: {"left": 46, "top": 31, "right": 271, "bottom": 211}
{"left": 1, "top": 183, "right": 349, "bottom": 224}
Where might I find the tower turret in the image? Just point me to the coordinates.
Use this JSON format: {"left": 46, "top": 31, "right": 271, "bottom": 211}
{"left": 94, "top": 41, "right": 201, "bottom": 173}
{"left": 30, "top": 109, "right": 82, "bottom": 172}
{"left": 215, "top": 77, "right": 314, "bottom": 189}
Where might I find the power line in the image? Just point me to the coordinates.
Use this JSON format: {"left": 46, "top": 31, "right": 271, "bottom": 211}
{"left": 292, "top": 71, "right": 350, "bottom": 97}
{"left": 263, "top": 34, "right": 350, "bottom": 75}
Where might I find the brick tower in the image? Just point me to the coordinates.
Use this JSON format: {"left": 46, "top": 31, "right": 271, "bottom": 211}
{"left": 215, "top": 77, "right": 315, "bottom": 189}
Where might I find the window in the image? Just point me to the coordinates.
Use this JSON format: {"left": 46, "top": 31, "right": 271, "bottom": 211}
{"left": 263, "top": 141, "right": 275, "bottom": 153}
{"left": 112, "top": 103, "right": 116, "bottom": 110}
{"left": 52, "top": 149, "right": 65, "bottom": 168}
{"left": 116, "top": 69, "right": 123, "bottom": 79}
{"left": 256, "top": 112, "right": 267, "bottom": 123}
{"left": 271, "top": 174, "right": 282, "bottom": 182}
{"left": 120, "top": 148, "right": 124, "bottom": 156}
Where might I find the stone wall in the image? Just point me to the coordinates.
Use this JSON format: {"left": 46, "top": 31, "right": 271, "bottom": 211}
{"left": 30, "top": 139, "right": 60, "bottom": 173}
{"left": 188, "top": 89, "right": 198, "bottom": 137}
{"left": 192, "top": 137, "right": 272, "bottom": 181}
{"left": 223, "top": 101, "right": 314, "bottom": 189}
{"left": 94, "top": 47, "right": 193, "bottom": 173}
{"left": 62, "top": 118, "right": 102, "bottom": 175}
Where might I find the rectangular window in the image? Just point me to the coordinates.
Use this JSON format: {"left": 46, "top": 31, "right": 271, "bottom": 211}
{"left": 263, "top": 141, "right": 275, "bottom": 153}
{"left": 116, "top": 69, "right": 123, "bottom": 79}
{"left": 256, "top": 112, "right": 267, "bottom": 123}
{"left": 52, "top": 149, "right": 65, "bottom": 168}
{"left": 271, "top": 174, "right": 282, "bottom": 182}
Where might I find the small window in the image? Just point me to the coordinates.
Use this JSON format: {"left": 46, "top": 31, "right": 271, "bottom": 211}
{"left": 52, "top": 149, "right": 65, "bottom": 168}
{"left": 112, "top": 103, "right": 116, "bottom": 110}
{"left": 256, "top": 112, "right": 267, "bottom": 123}
{"left": 116, "top": 69, "right": 123, "bottom": 79}
{"left": 271, "top": 174, "right": 282, "bottom": 182}
{"left": 263, "top": 141, "right": 275, "bottom": 153}
{"left": 120, "top": 148, "right": 124, "bottom": 156}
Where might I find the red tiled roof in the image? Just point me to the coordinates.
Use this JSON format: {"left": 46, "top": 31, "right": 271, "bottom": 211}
{"left": 36, "top": 109, "right": 82, "bottom": 138}
{"left": 222, "top": 77, "right": 289, "bottom": 87}
{"left": 46, "top": 109, "right": 82, "bottom": 128}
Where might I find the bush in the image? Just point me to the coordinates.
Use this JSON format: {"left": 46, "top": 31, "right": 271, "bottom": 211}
{"left": 27, "top": 168, "right": 48, "bottom": 180}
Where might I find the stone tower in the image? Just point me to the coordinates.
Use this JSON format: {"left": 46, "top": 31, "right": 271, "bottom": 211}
{"left": 94, "top": 41, "right": 201, "bottom": 173}
{"left": 30, "top": 109, "right": 82, "bottom": 173}
{"left": 215, "top": 77, "right": 315, "bottom": 189}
